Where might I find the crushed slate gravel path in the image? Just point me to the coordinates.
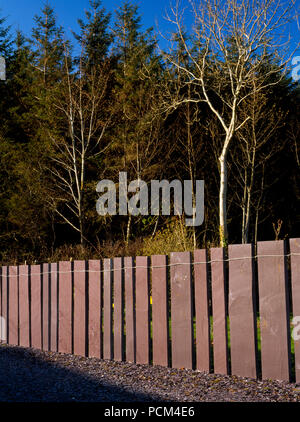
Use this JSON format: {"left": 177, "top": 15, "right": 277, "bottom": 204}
{"left": 0, "top": 344, "right": 300, "bottom": 402}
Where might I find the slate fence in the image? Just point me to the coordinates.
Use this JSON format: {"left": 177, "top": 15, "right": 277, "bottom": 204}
{"left": 1, "top": 238, "right": 300, "bottom": 383}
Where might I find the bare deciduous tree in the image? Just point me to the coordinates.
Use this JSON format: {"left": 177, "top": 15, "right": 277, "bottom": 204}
{"left": 231, "top": 80, "right": 286, "bottom": 243}
{"left": 45, "top": 45, "right": 113, "bottom": 246}
{"left": 163, "top": 0, "right": 298, "bottom": 245}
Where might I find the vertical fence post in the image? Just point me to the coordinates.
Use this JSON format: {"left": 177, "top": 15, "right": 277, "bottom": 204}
{"left": 30, "top": 265, "right": 42, "bottom": 350}
{"left": 257, "top": 240, "right": 291, "bottom": 381}
{"left": 151, "top": 255, "right": 169, "bottom": 367}
{"left": 88, "top": 260, "right": 102, "bottom": 359}
{"left": 58, "top": 261, "right": 72, "bottom": 354}
{"left": 228, "top": 244, "right": 257, "bottom": 379}
{"left": 194, "top": 249, "right": 211, "bottom": 372}
{"left": 8, "top": 266, "right": 18, "bottom": 346}
{"left": 124, "top": 257, "right": 135, "bottom": 363}
{"left": 290, "top": 238, "right": 300, "bottom": 383}
{"left": 50, "top": 263, "right": 58, "bottom": 352}
{"left": 103, "top": 258, "right": 113, "bottom": 360}
{"left": 135, "top": 256, "right": 150, "bottom": 365}
{"left": 1, "top": 267, "right": 7, "bottom": 344}
{"left": 170, "top": 252, "right": 193, "bottom": 370}
{"left": 42, "top": 263, "right": 50, "bottom": 351}
{"left": 113, "top": 257, "right": 124, "bottom": 362}
{"left": 210, "top": 248, "right": 229, "bottom": 375}
{"left": 19, "top": 265, "right": 30, "bottom": 348}
{"left": 74, "top": 261, "right": 87, "bottom": 357}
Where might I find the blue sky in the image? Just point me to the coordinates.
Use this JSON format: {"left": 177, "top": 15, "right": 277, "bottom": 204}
{"left": 0, "top": 0, "right": 175, "bottom": 40}
{"left": 0, "top": 0, "right": 299, "bottom": 55}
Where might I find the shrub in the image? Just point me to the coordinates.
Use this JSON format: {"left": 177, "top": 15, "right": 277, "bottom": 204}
{"left": 142, "top": 218, "right": 195, "bottom": 256}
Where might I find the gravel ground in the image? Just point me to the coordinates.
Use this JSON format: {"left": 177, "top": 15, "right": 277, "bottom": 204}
{"left": 0, "top": 344, "right": 300, "bottom": 402}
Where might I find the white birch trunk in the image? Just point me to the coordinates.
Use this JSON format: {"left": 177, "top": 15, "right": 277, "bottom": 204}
{"left": 219, "top": 152, "right": 228, "bottom": 247}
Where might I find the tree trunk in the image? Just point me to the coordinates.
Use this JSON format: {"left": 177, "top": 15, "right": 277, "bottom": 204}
{"left": 125, "top": 214, "right": 132, "bottom": 251}
{"left": 241, "top": 175, "right": 247, "bottom": 244}
{"left": 219, "top": 152, "right": 228, "bottom": 247}
{"left": 243, "top": 188, "right": 251, "bottom": 244}
{"left": 79, "top": 212, "right": 85, "bottom": 247}
{"left": 79, "top": 187, "right": 85, "bottom": 247}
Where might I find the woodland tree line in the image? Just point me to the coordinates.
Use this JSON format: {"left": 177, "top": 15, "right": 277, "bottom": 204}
{"left": 0, "top": 0, "right": 299, "bottom": 264}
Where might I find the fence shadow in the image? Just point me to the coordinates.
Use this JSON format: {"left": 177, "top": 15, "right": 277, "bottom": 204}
{"left": 0, "top": 345, "right": 162, "bottom": 402}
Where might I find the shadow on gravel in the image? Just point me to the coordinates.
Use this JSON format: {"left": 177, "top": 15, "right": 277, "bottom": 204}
{"left": 0, "top": 346, "right": 160, "bottom": 402}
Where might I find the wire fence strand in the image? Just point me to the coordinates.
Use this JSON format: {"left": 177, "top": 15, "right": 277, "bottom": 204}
{"left": 1, "top": 252, "right": 299, "bottom": 278}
